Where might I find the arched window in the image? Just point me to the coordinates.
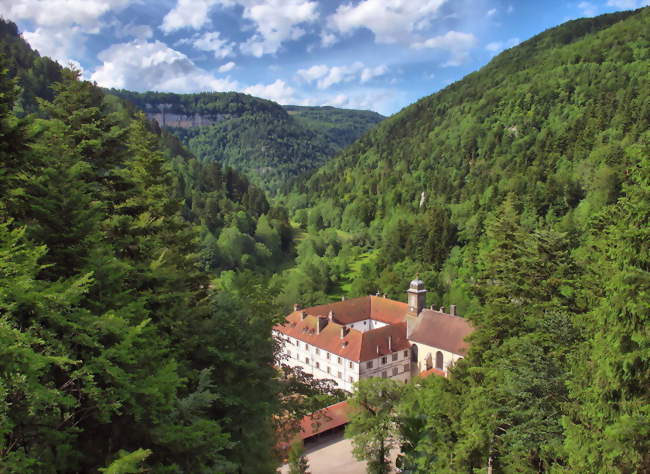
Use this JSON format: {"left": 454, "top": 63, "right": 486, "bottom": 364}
{"left": 410, "top": 344, "right": 418, "bottom": 363}
{"left": 435, "top": 351, "right": 444, "bottom": 370}
{"left": 425, "top": 353, "right": 433, "bottom": 370}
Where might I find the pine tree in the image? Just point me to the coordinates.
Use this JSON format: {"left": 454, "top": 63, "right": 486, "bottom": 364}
{"left": 565, "top": 135, "right": 650, "bottom": 472}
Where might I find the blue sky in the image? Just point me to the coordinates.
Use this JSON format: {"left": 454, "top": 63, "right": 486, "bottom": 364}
{"left": 1, "top": 0, "right": 647, "bottom": 115}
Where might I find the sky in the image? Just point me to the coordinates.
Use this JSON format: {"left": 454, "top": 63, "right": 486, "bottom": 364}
{"left": 0, "top": 0, "right": 647, "bottom": 115}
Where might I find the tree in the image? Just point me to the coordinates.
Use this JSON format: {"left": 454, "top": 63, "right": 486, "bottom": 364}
{"left": 564, "top": 136, "right": 650, "bottom": 472}
{"left": 346, "top": 378, "right": 402, "bottom": 474}
{"left": 287, "top": 441, "right": 310, "bottom": 474}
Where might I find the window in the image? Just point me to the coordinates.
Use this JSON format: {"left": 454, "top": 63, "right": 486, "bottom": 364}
{"left": 326, "top": 353, "right": 330, "bottom": 360}
{"left": 367, "top": 361, "right": 373, "bottom": 369}
{"left": 337, "top": 357, "right": 342, "bottom": 364}
{"left": 436, "top": 351, "right": 444, "bottom": 370}
{"left": 316, "top": 348, "right": 320, "bottom": 355}
{"left": 403, "top": 364, "right": 409, "bottom": 373}
{"left": 305, "top": 357, "right": 309, "bottom": 364}
{"left": 381, "top": 356, "right": 387, "bottom": 364}
{"left": 338, "top": 371, "right": 342, "bottom": 379}
{"left": 392, "top": 353, "right": 398, "bottom": 361}
{"left": 382, "top": 371, "right": 387, "bottom": 378}
{"left": 316, "top": 362, "right": 320, "bottom": 369}
{"left": 403, "top": 350, "right": 408, "bottom": 357}
{"left": 392, "top": 367, "right": 398, "bottom": 376}
{"left": 327, "top": 367, "right": 331, "bottom": 374}
{"left": 305, "top": 342, "right": 308, "bottom": 349}
{"left": 349, "top": 361, "right": 353, "bottom": 368}
{"left": 349, "top": 376, "right": 353, "bottom": 382}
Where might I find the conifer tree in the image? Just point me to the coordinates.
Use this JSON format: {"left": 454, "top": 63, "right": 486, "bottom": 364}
{"left": 565, "top": 136, "right": 650, "bottom": 472}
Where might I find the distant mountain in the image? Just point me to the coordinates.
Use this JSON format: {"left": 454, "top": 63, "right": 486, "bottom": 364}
{"left": 109, "top": 90, "right": 384, "bottom": 193}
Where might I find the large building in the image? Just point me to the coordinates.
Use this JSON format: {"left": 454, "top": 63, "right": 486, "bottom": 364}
{"left": 273, "top": 279, "right": 474, "bottom": 391}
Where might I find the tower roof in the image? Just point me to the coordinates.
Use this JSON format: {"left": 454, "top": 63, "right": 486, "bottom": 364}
{"left": 408, "top": 278, "right": 426, "bottom": 292}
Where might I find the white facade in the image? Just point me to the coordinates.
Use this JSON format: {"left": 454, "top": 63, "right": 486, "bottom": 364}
{"left": 358, "top": 348, "right": 411, "bottom": 384}
{"left": 275, "top": 331, "right": 410, "bottom": 392}
{"left": 344, "top": 319, "right": 388, "bottom": 333}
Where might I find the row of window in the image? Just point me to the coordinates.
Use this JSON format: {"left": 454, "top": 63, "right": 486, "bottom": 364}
{"left": 286, "top": 337, "right": 356, "bottom": 368}
{"left": 380, "top": 365, "right": 410, "bottom": 378}
{"left": 366, "top": 350, "right": 409, "bottom": 369}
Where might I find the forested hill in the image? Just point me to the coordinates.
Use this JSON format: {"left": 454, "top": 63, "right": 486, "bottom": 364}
{"left": 109, "top": 89, "right": 384, "bottom": 193}
{"left": 0, "top": 16, "right": 346, "bottom": 473}
{"left": 276, "top": 8, "right": 649, "bottom": 472}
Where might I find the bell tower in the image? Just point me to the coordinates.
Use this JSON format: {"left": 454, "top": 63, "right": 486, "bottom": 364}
{"left": 406, "top": 277, "right": 426, "bottom": 338}
{"left": 407, "top": 276, "right": 427, "bottom": 316}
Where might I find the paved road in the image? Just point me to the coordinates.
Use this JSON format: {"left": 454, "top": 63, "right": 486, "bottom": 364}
{"left": 279, "top": 431, "right": 399, "bottom": 474}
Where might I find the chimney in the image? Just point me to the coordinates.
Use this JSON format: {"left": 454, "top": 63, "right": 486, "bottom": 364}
{"left": 376, "top": 345, "right": 380, "bottom": 356}
{"left": 328, "top": 310, "right": 335, "bottom": 322}
{"left": 450, "top": 304, "right": 456, "bottom": 316}
{"left": 301, "top": 311, "right": 308, "bottom": 320}
{"left": 383, "top": 293, "right": 387, "bottom": 298}
{"left": 430, "top": 305, "right": 435, "bottom": 310}
{"left": 388, "top": 336, "right": 392, "bottom": 352}
{"left": 317, "top": 316, "right": 328, "bottom": 334}
{"left": 293, "top": 303, "right": 301, "bottom": 312}
{"left": 440, "top": 306, "right": 445, "bottom": 313}
{"left": 341, "top": 296, "right": 346, "bottom": 301}
{"left": 340, "top": 326, "right": 348, "bottom": 339}
{"left": 375, "top": 291, "right": 381, "bottom": 296}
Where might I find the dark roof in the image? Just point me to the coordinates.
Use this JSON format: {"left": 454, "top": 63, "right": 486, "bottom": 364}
{"left": 408, "top": 309, "right": 474, "bottom": 355}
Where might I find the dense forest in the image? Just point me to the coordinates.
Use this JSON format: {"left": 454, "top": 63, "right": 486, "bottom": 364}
{"left": 1, "top": 5, "right": 649, "bottom": 473}
{"left": 109, "top": 90, "right": 384, "bottom": 193}
{"left": 0, "top": 19, "right": 343, "bottom": 473}
{"left": 275, "top": 7, "right": 649, "bottom": 473}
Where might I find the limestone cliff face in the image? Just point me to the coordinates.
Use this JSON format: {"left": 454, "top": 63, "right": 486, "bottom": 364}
{"left": 143, "top": 104, "right": 230, "bottom": 128}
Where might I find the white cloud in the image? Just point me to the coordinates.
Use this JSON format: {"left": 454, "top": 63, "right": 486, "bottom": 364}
{"left": 320, "top": 31, "right": 338, "bottom": 47}
{"left": 162, "top": 0, "right": 319, "bottom": 56}
{"left": 412, "top": 30, "right": 477, "bottom": 66}
{"left": 90, "top": 39, "right": 238, "bottom": 92}
{"left": 297, "top": 62, "right": 388, "bottom": 89}
{"left": 297, "top": 64, "right": 331, "bottom": 82}
{"left": 486, "top": 8, "right": 497, "bottom": 17}
{"left": 244, "top": 79, "right": 297, "bottom": 104}
{"left": 360, "top": 64, "right": 388, "bottom": 83}
{"left": 161, "top": 0, "right": 218, "bottom": 33}
{"left": 485, "top": 37, "right": 520, "bottom": 54}
{"left": 22, "top": 26, "right": 84, "bottom": 67}
{"left": 578, "top": 1, "right": 598, "bottom": 16}
{"left": 235, "top": 0, "right": 320, "bottom": 56}
{"left": 218, "top": 61, "right": 236, "bottom": 72}
{"left": 606, "top": 0, "right": 650, "bottom": 8}
{"left": 192, "top": 31, "right": 236, "bottom": 58}
{"left": 0, "top": 0, "right": 133, "bottom": 31}
{"left": 327, "top": 0, "right": 447, "bottom": 44}
{"left": 116, "top": 23, "right": 154, "bottom": 40}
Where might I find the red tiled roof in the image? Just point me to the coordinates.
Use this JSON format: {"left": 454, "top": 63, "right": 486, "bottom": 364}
{"left": 419, "top": 367, "right": 446, "bottom": 378}
{"left": 292, "top": 295, "right": 408, "bottom": 325}
{"left": 358, "top": 322, "right": 410, "bottom": 362}
{"left": 299, "top": 401, "right": 355, "bottom": 440}
{"left": 369, "top": 296, "right": 409, "bottom": 324}
{"left": 274, "top": 313, "right": 410, "bottom": 362}
{"left": 408, "top": 309, "right": 474, "bottom": 355}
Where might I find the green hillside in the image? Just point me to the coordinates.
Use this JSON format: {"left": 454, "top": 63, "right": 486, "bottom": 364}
{"left": 273, "top": 8, "right": 649, "bottom": 472}
{"left": 110, "top": 90, "right": 384, "bottom": 193}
